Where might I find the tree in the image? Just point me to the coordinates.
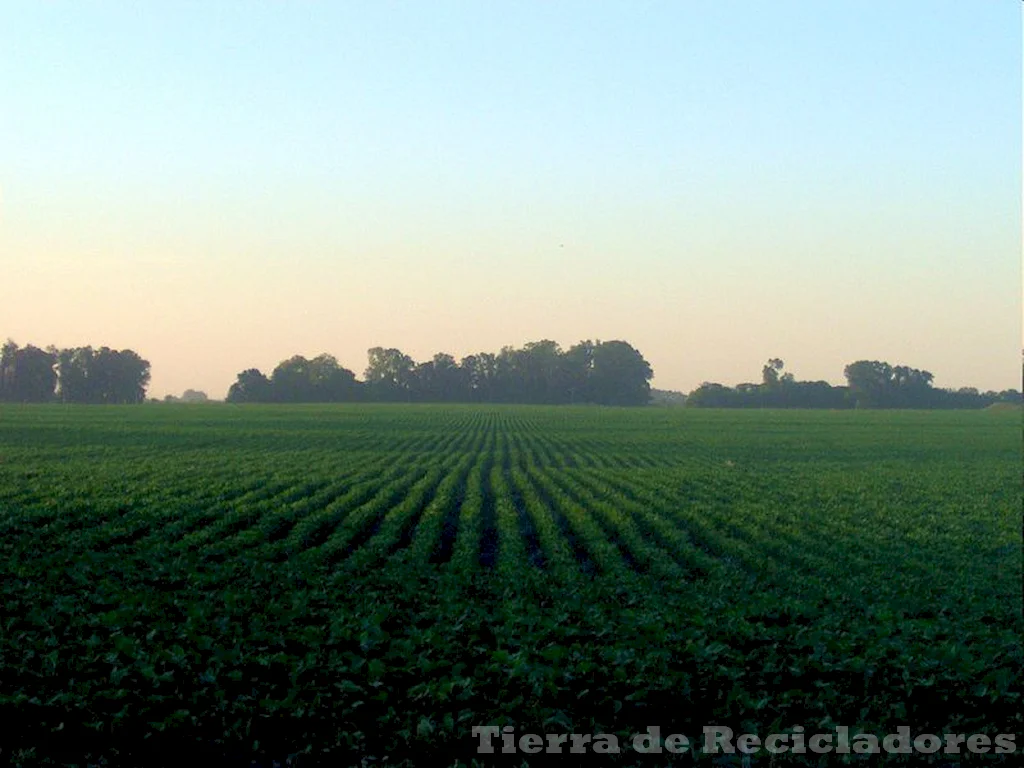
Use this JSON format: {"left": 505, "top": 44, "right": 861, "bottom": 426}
{"left": 308, "top": 353, "right": 360, "bottom": 402}
{"left": 364, "top": 347, "right": 415, "bottom": 402}
{"left": 588, "top": 340, "right": 653, "bottom": 406}
{"left": 686, "top": 382, "right": 736, "bottom": 408}
{"left": 92, "top": 348, "right": 150, "bottom": 404}
{"left": 0, "top": 343, "right": 57, "bottom": 402}
{"left": 488, "top": 346, "right": 521, "bottom": 403}
{"left": 55, "top": 346, "right": 150, "bottom": 404}
{"left": 0, "top": 340, "right": 148, "bottom": 404}
{"left": 180, "top": 389, "right": 209, "bottom": 403}
{"left": 101, "top": 348, "right": 150, "bottom": 403}
{"left": 762, "top": 358, "right": 784, "bottom": 386}
{"left": 227, "top": 338, "right": 658, "bottom": 406}
{"left": 56, "top": 347, "right": 94, "bottom": 403}
{"left": 843, "top": 360, "right": 893, "bottom": 408}
{"left": 688, "top": 359, "right": 851, "bottom": 409}
{"left": 843, "top": 360, "right": 934, "bottom": 408}
{"left": 649, "top": 388, "right": 687, "bottom": 406}
{"left": 461, "top": 353, "right": 499, "bottom": 402}
{"left": 0, "top": 340, "right": 17, "bottom": 399}
{"left": 226, "top": 369, "right": 273, "bottom": 403}
{"left": 891, "top": 365, "right": 933, "bottom": 407}
{"left": 412, "top": 353, "right": 469, "bottom": 402}
{"left": 519, "top": 340, "right": 566, "bottom": 404}
{"left": 267, "top": 354, "right": 358, "bottom": 402}
{"left": 996, "top": 389, "right": 1022, "bottom": 403}
{"left": 270, "top": 356, "right": 315, "bottom": 402}
{"left": 563, "top": 341, "right": 595, "bottom": 404}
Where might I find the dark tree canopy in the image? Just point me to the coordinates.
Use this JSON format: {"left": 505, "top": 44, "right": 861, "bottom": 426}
{"left": 226, "top": 369, "right": 273, "bottom": 404}
{"left": 3, "top": 336, "right": 1010, "bottom": 410}
{"left": 364, "top": 347, "right": 416, "bottom": 402}
{"left": 1, "top": 340, "right": 149, "bottom": 404}
{"left": 0, "top": 342, "right": 57, "bottom": 403}
{"left": 57, "top": 346, "right": 151, "bottom": 404}
{"left": 587, "top": 340, "right": 653, "bottom": 405}
{"left": 227, "top": 339, "right": 655, "bottom": 406}
{"left": 0, "top": 342, "right": 58, "bottom": 403}
{"left": 687, "top": 358, "right": 1019, "bottom": 409}
{"left": 843, "top": 360, "right": 934, "bottom": 408}
{"left": 164, "top": 389, "right": 210, "bottom": 403}
{"left": 270, "top": 354, "right": 359, "bottom": 403}
{"left": 413, "top": 353, "right": 470, "bottom": 403}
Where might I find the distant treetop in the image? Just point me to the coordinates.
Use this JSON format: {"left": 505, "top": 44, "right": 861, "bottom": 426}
{"left": 686, "top": 358, "right": 1020, "bottom": 409}
{"left": 226, "top": 339, "right": 654, "bottom": 406}
{"left": 1, "top": 340, "right": 150, "bottom": 404}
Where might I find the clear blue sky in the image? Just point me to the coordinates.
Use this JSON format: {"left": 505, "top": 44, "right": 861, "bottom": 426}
{"left": 1, "top": 1, "right": 1020, "bottom": 397}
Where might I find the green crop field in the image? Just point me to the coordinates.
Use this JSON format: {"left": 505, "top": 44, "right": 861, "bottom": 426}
{"left": 0, "top": 405, "right": 1020, "bottom": 766}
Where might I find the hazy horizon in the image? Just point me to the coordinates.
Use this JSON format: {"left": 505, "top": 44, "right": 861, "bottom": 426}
{"left": 2, "top": 2, "right": 1020, "bottom": 399}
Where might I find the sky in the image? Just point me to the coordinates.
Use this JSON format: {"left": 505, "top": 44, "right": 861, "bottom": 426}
{"left": 1, "top": 1, "right": 1020, "bottom": 398}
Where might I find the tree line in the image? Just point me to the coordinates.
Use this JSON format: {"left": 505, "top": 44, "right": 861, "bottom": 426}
{"left": 685, "top": 359, "right": 1021, "bottom": 409}
{"left": 226, "top": 340, "right": 654, "bottom": 406}
{"left": 0, "top": 341, "right": 151, "bottom": 404}
{"left": 3, "top": 335, "right": 1019, "bottom": 409}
